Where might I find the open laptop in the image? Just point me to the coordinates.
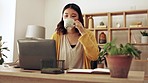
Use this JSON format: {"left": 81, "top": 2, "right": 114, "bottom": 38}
{"left": 17, "top": 39, "right": 57, "bottom": 70}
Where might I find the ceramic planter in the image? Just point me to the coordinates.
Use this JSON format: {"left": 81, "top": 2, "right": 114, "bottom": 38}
{"left": 141, "top": 36, "right": 148, "bottom": 43}
{"left": 106, "top": 55, "right": 132, "bottom": 78}
{"left": 0, "top": 57, "right": 4, "bottom": 65}
{"left": 97, "top": 63, "right": 104, "bottom": 68}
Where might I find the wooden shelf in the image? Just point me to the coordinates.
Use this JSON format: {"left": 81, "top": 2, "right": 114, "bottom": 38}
{"left": 110, "top": 28, "right": 128, "bottom": 31}
{"left": 98, "top": 44, "right": 106, "bottom": 46}
{"left": 131, "top": 43, "right": 148, "bottom": 45}
{"left": 95, "top": 28, "right": 108, "bottom": 31}
{"left": 129, "top": 27, "right": 148, "bottom": 30}
{"left": 87, "top": 28, "right": 94, "bottom": 31}
{"left": 110, "top": 12, "right": 124, "bottom": 15}
{"left": 84, "top": 12, "right": 108, "bottom": 17}
{"left": 110, "top": 27, "right": 148, "bottom": 31}
{"left": 125, "top": 9, "right": 148, "bottom": 15}
{"left": 83, "top": 9, "right": 148, "bottom": 43}
{"left": 83, "top": 9, "right": 148, "bottom": 61}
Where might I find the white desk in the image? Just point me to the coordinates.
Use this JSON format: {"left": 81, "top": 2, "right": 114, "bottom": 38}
{"left": 0, "top": 65, "right": 144, "bottom": 83}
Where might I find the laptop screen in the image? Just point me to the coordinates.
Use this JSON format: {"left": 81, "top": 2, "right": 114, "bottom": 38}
{"left": 17, "top": 39, "right": 57, "bottom": 70}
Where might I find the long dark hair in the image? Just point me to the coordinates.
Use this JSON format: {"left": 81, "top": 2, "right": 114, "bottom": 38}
{"left": 56, "top": 3, "right": 84, "bottom": 35}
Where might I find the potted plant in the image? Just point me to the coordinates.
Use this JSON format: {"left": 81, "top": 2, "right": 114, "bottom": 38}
{"left": 99, "top": 40, "right": 141, "bottom": 78}
{"left": 97, "top": 55, "right": 105, "bottom": 68}
{"left": 140, "top": 30, "right": 148, "bottom": 43}
{"left": 97, "top": 46, "right": 107, "bottom": 68}
{"left": 0, "top": 36, "right": 10, "bottom": 65}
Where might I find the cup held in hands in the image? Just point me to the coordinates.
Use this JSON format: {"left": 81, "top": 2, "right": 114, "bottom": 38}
{"left": 64, "top": 18, "right": 75, "bottom": 29}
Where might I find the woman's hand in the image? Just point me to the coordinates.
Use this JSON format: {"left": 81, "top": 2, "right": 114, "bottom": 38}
{"left": 74, "top": 20, "right": 86, "bottom": 35}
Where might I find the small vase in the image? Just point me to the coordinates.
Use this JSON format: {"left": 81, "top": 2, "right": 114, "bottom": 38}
{"left": 97, "top": 63, "right": 104, "bottom": 68}
{"left": 141, "top": 36, "right": 148, "bottom": 43}
{"left": 88, "top": 16, "right": 94, "bottom": 29}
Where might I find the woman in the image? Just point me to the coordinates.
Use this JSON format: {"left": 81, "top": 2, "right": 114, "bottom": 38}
{"left": 51, "top": 3, "right": 99, "bottom": 69}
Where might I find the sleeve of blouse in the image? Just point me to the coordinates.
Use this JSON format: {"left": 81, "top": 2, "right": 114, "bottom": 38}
{"left": 78, "top": 30, "right": 99, "bottom": 61}
{"left": 50, "top": 32, "right": 57, "bottom": 39}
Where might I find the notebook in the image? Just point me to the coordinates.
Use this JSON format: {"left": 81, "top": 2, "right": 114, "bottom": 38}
{"left": 67, "top": 68, "right": 110, "bottom": 74}
{"left": 17, "top": 39, "right": 57, "bottom": 70}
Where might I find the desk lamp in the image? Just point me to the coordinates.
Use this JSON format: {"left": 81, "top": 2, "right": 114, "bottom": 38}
{"left": 25, "top": 25, "right": 45, "bottom": 39}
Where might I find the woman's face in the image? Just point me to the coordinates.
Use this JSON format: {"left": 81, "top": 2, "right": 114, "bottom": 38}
{"left": 63, "top": 8, "right": 79, "bottom": 21}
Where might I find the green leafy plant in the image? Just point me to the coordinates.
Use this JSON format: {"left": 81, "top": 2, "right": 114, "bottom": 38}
{"left": 99, "top": 40, "right": 141, "bottom": 59}
{"left": 97, "top": 46, "right": 108, "bottom": 68}
{"left": 98, "top": 55, "right": 106, "bottom": 64}
{"left": 0, "top": 36, "right": 10, "bottom": 64}
{"left": 97, "top": 46, "right": 104, "bottom": 64}
{"left": 140, "top": 30, "right": 148, "bottom": 36}
{"left": 100, "top": 21, "right": 105, "bottom": 26}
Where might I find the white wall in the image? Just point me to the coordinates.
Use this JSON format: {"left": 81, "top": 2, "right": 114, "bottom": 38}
{"left": 0, "top": 0, "right": 16, "bottom": 62}
{"left": 13, "top": 0, "right": 45, "bottom": 61}
{"left": 44, "top": 0, "right": 63, "bottom": 38}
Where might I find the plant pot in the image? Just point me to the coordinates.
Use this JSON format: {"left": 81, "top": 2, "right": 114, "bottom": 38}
{"left": 0, "top": 57, "right": 4, "bottom": 65}
{"left": 106, "top": 55, "right": 132, "bottom": 78}
{"left": 141, "top": 36, "right": 148, "bottom": 43}
{"left": 97, "top": 63, "right": 104, "bottom": 68}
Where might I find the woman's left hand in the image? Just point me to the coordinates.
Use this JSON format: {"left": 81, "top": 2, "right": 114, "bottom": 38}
{"left": 74, "top": 20, "right": 86, "bottom": 35}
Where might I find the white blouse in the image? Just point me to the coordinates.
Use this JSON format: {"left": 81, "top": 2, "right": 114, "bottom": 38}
{"left": 59, "top": 35, "right": 84, "bottom": 69}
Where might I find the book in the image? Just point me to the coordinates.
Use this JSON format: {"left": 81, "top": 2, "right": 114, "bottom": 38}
{"left": 67, "top": 68, "right": 110, "bottom": 74}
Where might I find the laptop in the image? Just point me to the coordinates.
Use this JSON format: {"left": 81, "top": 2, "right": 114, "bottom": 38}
{"left": 17, "top": 39, "right": 57, "bottom": 70}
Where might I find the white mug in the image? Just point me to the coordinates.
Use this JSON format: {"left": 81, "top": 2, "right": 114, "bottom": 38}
{"left": 63, "top": 18, "right": 75, "bottom": 29}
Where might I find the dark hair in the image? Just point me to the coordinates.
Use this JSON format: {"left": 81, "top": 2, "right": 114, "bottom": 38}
{"left": 56, "top": 3, "right": 84, "bottom": 34}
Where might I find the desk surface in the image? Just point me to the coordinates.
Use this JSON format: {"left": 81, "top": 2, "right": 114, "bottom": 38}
{"left": 0, "top": 65, "right": 145, "bottom": 83}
